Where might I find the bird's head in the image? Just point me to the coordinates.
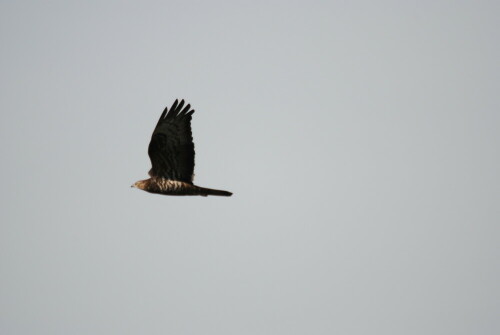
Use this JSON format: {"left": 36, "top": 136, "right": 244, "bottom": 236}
{"left": 131, "top": 180, "right": 148, "bottom": 190}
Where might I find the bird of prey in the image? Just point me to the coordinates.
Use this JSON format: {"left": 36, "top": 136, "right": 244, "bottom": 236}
{"left": 131, "top": 99, "right": 232, "bottom": 197}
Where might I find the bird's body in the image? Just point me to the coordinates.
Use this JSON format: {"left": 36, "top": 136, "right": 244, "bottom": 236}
{"left": 132, "top": 99, "right": 232, "bottom": 197}
{"left": 134, "top": 177, "right": 232, "bottom": 196}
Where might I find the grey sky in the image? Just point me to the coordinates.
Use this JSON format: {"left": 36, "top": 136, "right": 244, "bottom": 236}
{"left": 1, "top": 1, "right": 499, "bottom": 334}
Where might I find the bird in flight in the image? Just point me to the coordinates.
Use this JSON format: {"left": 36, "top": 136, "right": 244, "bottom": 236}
{"left": 132, "top": 99, "right": 232, "bottom": 197}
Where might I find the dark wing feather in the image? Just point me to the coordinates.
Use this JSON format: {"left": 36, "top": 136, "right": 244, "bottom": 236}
{"left": 148, "top": 99, "right": 195, "bottom": 182}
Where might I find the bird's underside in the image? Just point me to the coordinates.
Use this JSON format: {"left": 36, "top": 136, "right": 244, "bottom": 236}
{"left": 132, "top": 99, "right": 232, "bottom": 197}
{"left": 135, "top": 177, "right": 232, "bottom": 197}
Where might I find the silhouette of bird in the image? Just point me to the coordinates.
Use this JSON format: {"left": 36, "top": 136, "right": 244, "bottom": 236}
{"left": 132, "top": 99, "right": 232, "bottom": 197}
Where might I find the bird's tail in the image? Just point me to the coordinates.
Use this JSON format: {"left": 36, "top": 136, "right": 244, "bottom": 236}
{"left": 197, "top": 186, "right": 232, "bottom": 197}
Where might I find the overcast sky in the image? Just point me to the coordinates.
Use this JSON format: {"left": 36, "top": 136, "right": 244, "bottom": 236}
{"left": 1, "top": 1, "right": 499, "bottom": 334}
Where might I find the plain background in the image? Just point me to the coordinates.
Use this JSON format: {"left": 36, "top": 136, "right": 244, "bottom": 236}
{"left": 1, "top": 1, "right": 499, "bottom": 334}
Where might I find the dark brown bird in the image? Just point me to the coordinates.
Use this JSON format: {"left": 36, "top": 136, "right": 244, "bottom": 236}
{"left": 131, "top": 99, "right": 232, "bottom": 197}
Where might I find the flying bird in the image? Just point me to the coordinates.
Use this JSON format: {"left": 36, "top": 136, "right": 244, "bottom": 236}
{"left": 132, "top": 99, "right": 232, "bottom": 197}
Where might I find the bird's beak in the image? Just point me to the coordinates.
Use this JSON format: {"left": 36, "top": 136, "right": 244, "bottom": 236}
{"left": 131, "top": 184, "right": 135, "bottom": 188}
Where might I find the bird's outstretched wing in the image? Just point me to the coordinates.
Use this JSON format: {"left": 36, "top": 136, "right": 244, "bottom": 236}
{"left": 148, "top": 99, "right": 195, "bottom": 182}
